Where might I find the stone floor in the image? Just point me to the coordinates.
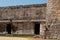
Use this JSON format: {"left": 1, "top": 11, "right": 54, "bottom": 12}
{"left": 0, "top": 37, "right": 45, "bottom": 40}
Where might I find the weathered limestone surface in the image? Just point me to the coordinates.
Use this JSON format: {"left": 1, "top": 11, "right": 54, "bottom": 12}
{"left": 0, "top": 22, "right": 46, "bottom": 36}
{"left": 47, "top": 0, "right": 60, "bottom": 39}
{"left": 0, "top": 22, "right": 34, "bottom": 34}
{"left": 0, "top": 4, "right": 46, "bottom": 20}
{"left": 0, "top": 4, "right": 46, "bottom": 36}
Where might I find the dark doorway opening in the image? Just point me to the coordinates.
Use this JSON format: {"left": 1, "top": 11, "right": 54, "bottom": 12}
{"left": 6, "top": 24, "right": 11, "bottom": 34}
{"left": 34, "top": 22, "right": 40, "bottom": 35}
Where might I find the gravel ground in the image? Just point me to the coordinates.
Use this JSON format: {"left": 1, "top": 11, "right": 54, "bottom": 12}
{"left": 0, "top": 36, "right": 45, "bottom": 40}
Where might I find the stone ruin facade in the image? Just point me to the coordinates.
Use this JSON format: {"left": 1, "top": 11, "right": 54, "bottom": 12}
{"left": 0, "top": 0, "right": 60, "bottom": 39}
{"left": 47, "top": 0, "right": 60, "bottom": 39}
{"left": 0, "top": 4, "right": 47, "bottom": 38}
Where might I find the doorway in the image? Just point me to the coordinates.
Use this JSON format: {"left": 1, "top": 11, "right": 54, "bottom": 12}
{"left": 6, "top": 24, "right": 11, "bottom": 34}
{"left": 34, "top": 22, "right": 40, "bottom": 35}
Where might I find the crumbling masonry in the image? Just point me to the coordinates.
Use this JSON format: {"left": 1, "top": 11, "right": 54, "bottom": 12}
{"left": 0, "top": 3, "right": 46, "bottom": 38}
{"left": 0, "top": 0, "right": 60, "bottom": 39}
{"left": 47, "top": 0, "right": 60, "bottom": 39}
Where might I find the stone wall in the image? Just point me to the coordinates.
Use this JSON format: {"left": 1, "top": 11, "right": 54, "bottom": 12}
{"left": 0, "top": 22, "right": 46, "bottom": 36}
{"left": 47, "top": 0, "right": 60, "bottom": 39}
{"left": 13, "top": 22, "right": 34, "bottom": 34}
{"left": 0, "top": 22, "right": 34, "bottom": 34}
{"left": 0, "top": 4, "right": 47, "bottom": 37}
{"left": 0, "top": 4, "right": 46, "bottom": 20}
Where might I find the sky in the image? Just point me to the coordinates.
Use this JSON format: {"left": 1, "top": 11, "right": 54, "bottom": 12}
{"left": 0, "top": 0, "right": 47, "bottom": 7}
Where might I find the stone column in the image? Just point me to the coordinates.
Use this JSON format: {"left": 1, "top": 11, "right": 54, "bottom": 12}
{"left": 40, "top": 24, "right": 43, "bottom": 36}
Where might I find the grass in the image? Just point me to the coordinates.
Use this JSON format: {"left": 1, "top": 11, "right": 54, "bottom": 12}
{"left": 0, "top": 34, "right": 34, "bottom": 38}
{"left": 1, "top": 34, "right": 60, "bottom": 39}
{"left": 11, "top": 35, "right": 33, "bottom": 38}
